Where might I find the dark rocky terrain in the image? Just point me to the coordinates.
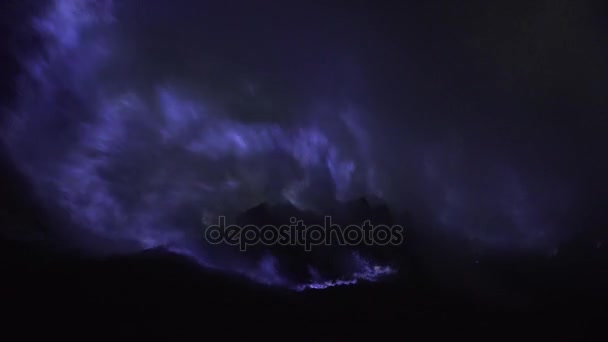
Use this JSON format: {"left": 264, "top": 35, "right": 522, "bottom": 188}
{"left": 1, "top": 149, "right": 607, "bottom": 337}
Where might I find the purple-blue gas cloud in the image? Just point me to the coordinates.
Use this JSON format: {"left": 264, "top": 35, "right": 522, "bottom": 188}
{"left": 2, "top": 0, "right": 393, "bottom": 290}
{"left": 2, "top": 0, "right": 578, "bottom": 290}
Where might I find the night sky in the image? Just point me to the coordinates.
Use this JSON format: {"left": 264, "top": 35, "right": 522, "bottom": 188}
{"left": 1, "top": 0, "right": 608, "bottom": 335}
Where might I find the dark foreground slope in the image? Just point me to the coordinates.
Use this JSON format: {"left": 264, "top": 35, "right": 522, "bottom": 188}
{"left": 1, "top": 226, "right": 608, "bottom": 337}
{"left": 1, "top": 150, "right": 607, "bottom": 336}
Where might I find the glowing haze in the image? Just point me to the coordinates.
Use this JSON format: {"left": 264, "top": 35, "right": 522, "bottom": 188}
{"left": 2, "top": 0, "right": 395, "bottom": 290}
{"left": 2, "top": 0, "right": 579, "bottom": 290}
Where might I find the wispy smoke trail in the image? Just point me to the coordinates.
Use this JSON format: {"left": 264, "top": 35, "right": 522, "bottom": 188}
{"left": 3, "top": 0, "right": 579, "bottom": 290}
{"left": 2, "top": 0, "right": 393, "bottom": 290}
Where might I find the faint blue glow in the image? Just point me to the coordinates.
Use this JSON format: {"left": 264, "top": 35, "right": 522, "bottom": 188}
{"left": 294, "top": 257, "right": 396, "bottom": 291}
